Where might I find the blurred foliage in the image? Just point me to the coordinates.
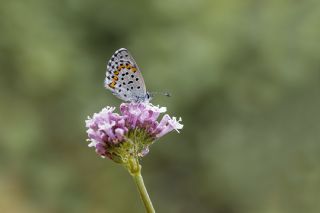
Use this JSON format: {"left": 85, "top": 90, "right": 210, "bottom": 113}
{"left": 1, "top": 0, "right": 320, "bottom": 212}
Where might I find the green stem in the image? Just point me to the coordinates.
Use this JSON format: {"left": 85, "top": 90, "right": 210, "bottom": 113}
{"left": 133, "top": 171, "right": 155, "bottom": 213}
{"left": 126, "top": 158, "right": 155, "bottom": 213}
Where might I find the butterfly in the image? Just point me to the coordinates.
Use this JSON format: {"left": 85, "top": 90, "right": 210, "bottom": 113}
{"left": 104, "top": 48, "right": 151, "bottom": 102}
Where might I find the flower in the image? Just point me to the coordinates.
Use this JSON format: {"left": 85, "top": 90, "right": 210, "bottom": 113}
{"left": 85, "top": 102, "right": 183, "bottom": 163}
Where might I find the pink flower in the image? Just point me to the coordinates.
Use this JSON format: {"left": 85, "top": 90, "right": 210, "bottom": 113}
{"left": 85, "top": 103, "right": 183, "bottom": 161}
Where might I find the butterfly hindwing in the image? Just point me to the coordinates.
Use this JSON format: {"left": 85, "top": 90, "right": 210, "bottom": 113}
{"left": 105, "top": 48, "right": 148, "bottom": 102}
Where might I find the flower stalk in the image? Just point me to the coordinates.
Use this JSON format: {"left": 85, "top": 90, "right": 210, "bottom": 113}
{"left": 133, "top": 170, "right": 155, "bottom": 213}
{"left": 125, "top": 158, "right": 155, "bottom": 213}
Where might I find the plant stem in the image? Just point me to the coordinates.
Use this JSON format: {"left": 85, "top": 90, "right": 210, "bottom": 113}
{"left": 126, "top": 158, "right": 155, "bottom": 212}
{"left": 132, "top": 171, "right": 155, "bottom": 213}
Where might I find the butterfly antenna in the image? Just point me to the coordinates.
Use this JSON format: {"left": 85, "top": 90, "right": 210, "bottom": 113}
{"left": 149, "top": 91, "right": 171, "bottom": 98}
{"left": 163, "top": 92, "right": 171, "bottom": 97}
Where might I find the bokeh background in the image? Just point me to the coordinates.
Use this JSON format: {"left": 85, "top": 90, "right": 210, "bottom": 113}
{"left": 1, "top": 0, "right": 320, "bottom": 212}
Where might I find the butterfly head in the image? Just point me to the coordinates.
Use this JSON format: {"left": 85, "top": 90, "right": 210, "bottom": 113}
{"left": 134, "top": 92, "right": 152, "bottom": 103}
{"left": 146, "top": 92, "right": 152, "bottom": 102}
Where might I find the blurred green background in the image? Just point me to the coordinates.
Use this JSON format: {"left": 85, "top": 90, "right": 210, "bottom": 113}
{"left": 1, "top": 0, "right": 320, "bottom": 212}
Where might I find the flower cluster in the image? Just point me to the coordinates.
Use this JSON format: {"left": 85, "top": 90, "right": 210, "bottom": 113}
{"left": 85, "top": 102, "right": 183, "bottom": 163}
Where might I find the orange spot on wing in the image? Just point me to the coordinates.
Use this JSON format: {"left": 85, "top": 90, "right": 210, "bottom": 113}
{"left": 117, "top": 64, "right": 138, "bottom": 73}
{"left": 108, "top": 81, "right": 116, "bottom": 89}
{"left": 131, "top": 67, "right": 137, "bottom": 73}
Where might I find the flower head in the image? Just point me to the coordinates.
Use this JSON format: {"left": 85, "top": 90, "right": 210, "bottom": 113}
{"left": 85, "top": 102, "right": 183, "bottom": 163}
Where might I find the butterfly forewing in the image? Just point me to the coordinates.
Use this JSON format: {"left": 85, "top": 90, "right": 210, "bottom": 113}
{"left": 105, "top": 48, "right": 148, "bottom": 102}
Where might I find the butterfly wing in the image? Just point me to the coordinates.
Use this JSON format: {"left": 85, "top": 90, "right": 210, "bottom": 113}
{"left": 105, "top": 48, "right": 148, "bottom": 102}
